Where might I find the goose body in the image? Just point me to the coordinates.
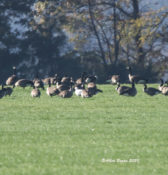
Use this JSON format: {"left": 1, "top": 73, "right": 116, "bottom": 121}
{"left": 34, "top": 79, "right": 44, "bottom": 90}
{"left": 81, "top": 89, "right": 90, "bottom": 98}
{"left": 15, "top": 79, "right": 34, "bottom": 88}
{"left": 6, "top": 67, "right": 18, "bottom": 86}
{"left": 111, "top": 75, "right": 120, "bottom": 85}
{"left": 117, "top": 82, "right": 137, "bottom": 96}
{"left": 127, "top": 66, "right": 147, "bottom": 84}
{"left": 58, "top": 87, "right": 73, "bottom": 98}
{"left": 161, "top": 86, "right": 168, "bottom": 95}
{"left": 31, "top": 87, "right": 41, "bottom": 97}
{"left": 143, "top": 84, "right": 161, "bottom": 96}
{"left": 46, "top": 80, "right": 59, "bottom": 97}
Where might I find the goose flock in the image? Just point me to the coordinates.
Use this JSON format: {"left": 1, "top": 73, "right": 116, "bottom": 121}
{"left": 1, "top": 66, "right": 168, "bottom": 99}
{"left": 0, "top": 68, "right": 102, "bottom": 99}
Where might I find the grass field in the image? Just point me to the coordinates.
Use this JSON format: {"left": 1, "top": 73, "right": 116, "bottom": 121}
{"left": 0, "top": 84, "right": 168, "bottom": 175}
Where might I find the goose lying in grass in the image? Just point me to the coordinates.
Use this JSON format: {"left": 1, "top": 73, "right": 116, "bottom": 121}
{"left": 15, "top": 79, "right": 34, "bottom": 88}
{"left": 116, "top": 81, "right": 137, "bottom": 96}
{"left": 46, "top": 79, "right": 59, "bottom": 97}
{"left": 31, "top": 86, "right": 41, "bottom": 98}
{"left": 143, "top": 84, "right": 161, "bottom": 96}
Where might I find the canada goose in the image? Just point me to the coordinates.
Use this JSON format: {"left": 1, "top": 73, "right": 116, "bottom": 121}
{"left": 6, "top": 67, "right": 18, "bottom": 86}
{"left": 46, "top": 79, "right": 59, "bottom": 97}
{"left": 117, "top": 81, "right": 137, "bottom": 96}
{"left": 33, "top": 73, "right": 44, "bottom": 90}
{"left": 61, "top": 76, "right": 71, "bottom": 84}
{"left": 87, "top": 82, "right": 103, "bottom": 96}
{"left": 158, "top": 79, "right": 168, "bottom": 91}
{"left": 74, "top": 83, "right": 85, "bottom": 96}
{"left": 31, "top": 86, "right": 41, "bottom": 97}
{"left": 161, "top": 86, "right": 168, "bottom": 95}
{"left": 58, "top": 86, "right": 73, "bottom": 98}
{"left": 85, "top": 75, "right": 97, "bottom": 83}
{"left": 127, "top": 66, "right": 147, "bottom": 84}
{"left": 50, "top": 74, "right": 58, "bottom": 85}
{"left": 81, "top": 89, "right": 90, "bottom": 98}
{"left": 15, "top": 79, "right": 34, "bottom": 88}
{"left": 76, "top": 72, "right": 87, "bottom": 85}
{"left": 143, "top": 84, "right": 161, "bottom": 96}
{"left": 111, "top": 75, "right": 120, "bottom": 85}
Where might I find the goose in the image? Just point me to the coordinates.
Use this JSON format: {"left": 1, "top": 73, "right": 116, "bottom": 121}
{"left": 81, "top": 89, "right": 90, "bottom": 98}
{"left": 111, "top": 75, "right": 120, "bottom": 85}
{"left": 127, "top": 66, "right": 147, "bottom": 84}
{"left": 33, "top": 73, "right": 44, "bottom": 90}
{"left": 85, "top": 75, "right": 97, "bottom": 83}
{"left": 31, "top": 86, "right": 41, "bottom": 97}
{"left": 87, "top": 82, "right": 103, "bottom": 96}
{"left": 143, "top": 84, "right": 161, "bottom": 96}
{"left": 46, "top": 79, "right": 59, "bottom": 97}
{"left": 6, "top": 67, "right": 18, "bottom": 86}
{"left": 15, "top": 79, "right": 34, "bottom": 88}
{"left": 74, "top": 83, "right": 85, "bottom": 96}
{"left": 158, "top": 79, "right": 168, "bottom": 91}
{"left": 161, "top": 86, "right": 168, "bottom": 95}
{"left": 76, "top": 72, "right": 87, "bottom": 85}
{"left": 117, "top": 81, "right": 137, "bottom": 96}
{"left": 58, "top": 85, "right": 73, "bottom": 98}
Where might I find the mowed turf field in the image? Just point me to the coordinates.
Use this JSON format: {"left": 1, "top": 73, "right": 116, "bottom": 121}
{"left": 0, "top": 84, "right": 168, "bottom": 175}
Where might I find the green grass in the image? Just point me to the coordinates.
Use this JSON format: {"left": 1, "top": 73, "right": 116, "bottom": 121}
{"left": 0, "top": 84, "right": 168, "bottom": 175}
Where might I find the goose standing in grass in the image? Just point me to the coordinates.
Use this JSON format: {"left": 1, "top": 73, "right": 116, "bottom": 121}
{"left": 31, "top": 86, "right": 41, "bottom": 98}
{"left": 116, "top": 81, "right": 137, "bottom": 96}
{"left": 6, "top": 67, "right": 18, "bottom": 86}
{"left": 127, "top": 66, "right": 147, "bottom": 84}
{"left": 143, "top": 84, "right": 161, "bottom": 96}
{"left": 46, "top": 79, "right": 59, "bottom": 97}
{"left": 15, "top": 79, "right": 34, "bottom": 88}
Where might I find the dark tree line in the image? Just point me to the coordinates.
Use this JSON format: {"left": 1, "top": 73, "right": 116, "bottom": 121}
{"left": 0, "top": 0, "right": 168, "bottom": 82}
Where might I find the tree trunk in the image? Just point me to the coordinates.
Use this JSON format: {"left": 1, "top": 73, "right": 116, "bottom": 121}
{"left": 88, "top": 0, "right": 107, "bottom": 68}
{"left": 132, "top": 0, "right": 145, "bottom": 68}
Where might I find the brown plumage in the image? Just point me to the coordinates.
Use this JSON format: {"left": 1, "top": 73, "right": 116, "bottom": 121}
{"left": 127, "top": 66, "right": 147, "bottom": 84}
{"left": 46, "top": 80, "right": 59, "bottom": 97}
{"left": 111, "top": 75, "right": 120, "bottom": 85}
{"left": 6, "top": 67, "right": 18, "bottom": 86}
{"left": 81, "top": 89, "right": 90, "bottom": 98}
{"left": 87, "top": 82, "right": 103, "bottom": 96}
{"left": 31, "top": 86, "right": 41, "bottom": 97}
{"left": 161, "top": 86, "right": 168, "bottom": 95}
{"left": 58, "top": 88, "right": 73, "bottom": 98}
{"left": 15, "top": 79, "right": 34, "bottom": 88}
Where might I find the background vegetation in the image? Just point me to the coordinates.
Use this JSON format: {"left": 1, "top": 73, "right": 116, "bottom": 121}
{"left": 0, "top": 0, "right": 168, "bottom": 82}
